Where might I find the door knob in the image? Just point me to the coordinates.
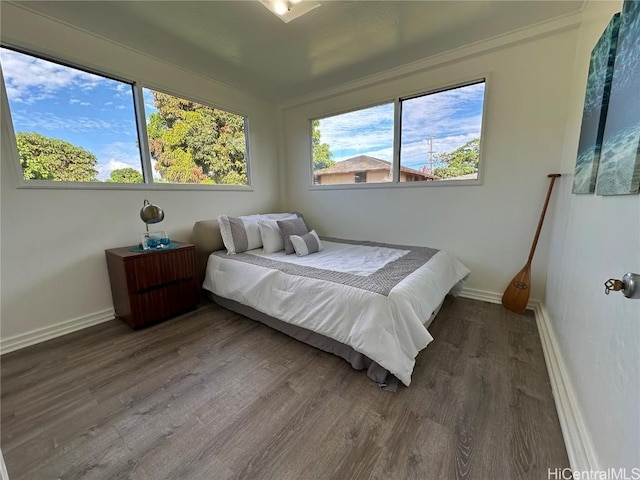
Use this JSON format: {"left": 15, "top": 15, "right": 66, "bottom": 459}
{"left": 604, "top": 272, "right": 640, "bottom": 299}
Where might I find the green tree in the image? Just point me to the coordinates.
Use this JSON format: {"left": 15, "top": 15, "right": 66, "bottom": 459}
{"left": 433, "top": 138, "right": 480, "bottom": 179}
{"left": 16, "top": 132, "right": 98, "bottom": 182}
{"left": 108, "top": 167, "right": 143, "bottom": 183}
{"left": 311, "top": 119, "right": 334, "bottom": 171}
{"left": 147, "top": 92, "right": 247, "bottom": 184}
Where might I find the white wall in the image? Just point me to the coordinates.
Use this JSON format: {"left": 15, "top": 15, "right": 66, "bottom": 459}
{"left": 280, "top": 25, "right": 579, "bottom": 301}
{"left": 546, "top": 0, "right": 640, "bottom": 470}
{"left": 0, "top": 4, "right": 281, "bottom": 348}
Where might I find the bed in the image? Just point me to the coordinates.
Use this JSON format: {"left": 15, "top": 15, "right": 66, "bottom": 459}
{"left": 192, "top": 218, "right": 470, "bottom": 388}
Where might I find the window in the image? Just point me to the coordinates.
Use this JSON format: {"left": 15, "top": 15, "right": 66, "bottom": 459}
{"left": 0, "top": 46, "right": 249, "bottom": 186}
{"left": 400, "top": 82, "right": 485, "bottom": 182}
{"left": 311, "top": 80, "right": 485, "bottom": 187}
{"left": 311, "top": 103, "right": 393, "bottom": 185}
{"left": 142, "top": 88, "right": 248, "bottom": 185}
{"left": 354, "top": 171, "right": 367, "bottom": 183}
{"left": 1, "top": 48, "right": 141, "bottom": 183}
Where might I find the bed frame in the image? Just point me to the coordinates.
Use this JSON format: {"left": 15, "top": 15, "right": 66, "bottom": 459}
{"left": 191, "top": 219, "right": 442, "bottom": 389}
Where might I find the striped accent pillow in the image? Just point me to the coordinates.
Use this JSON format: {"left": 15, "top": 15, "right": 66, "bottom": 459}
{"left": 289, "top": 230, "right": 323, "bottom": 257}
{"left": 217, "top": 215, "right": 262, "bottom": 254}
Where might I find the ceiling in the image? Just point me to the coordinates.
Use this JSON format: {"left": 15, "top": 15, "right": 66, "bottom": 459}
{"left": 9, "top": 1, "right": 585, "bottom": 102}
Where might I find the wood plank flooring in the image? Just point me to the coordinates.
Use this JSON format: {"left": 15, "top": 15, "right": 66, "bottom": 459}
{"left": 1, "top": 297, "right": 569, "bottom": 479}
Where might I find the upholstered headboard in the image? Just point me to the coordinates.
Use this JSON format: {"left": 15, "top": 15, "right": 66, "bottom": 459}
{"left": 191, "top": 219, "right": 225, "bottom": 285}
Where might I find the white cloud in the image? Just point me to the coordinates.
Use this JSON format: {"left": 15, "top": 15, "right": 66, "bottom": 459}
{"left": 112, "top": 83, "right": 130, "bottom": 98}
{"left": 95, "top": 141, "right": 143, "bottom": 180}
{"left": 96, "top": 159, "right": 142, "bottom": 181}
{"left": 354, "top": 146, "right": 393, "bottom": 162}
{"left": 80, "top": 102, "right": 91, "bottom": 107}
{"left": 400, "top": 83, "right": 484, "bottom": 145}
{"left": 12, "top": 110, "right": 133, "bottom": 137}
{"left": 99, "top": 141, "right": 140, "bottom": 159}
{"left": 0, "top": 48, "right": 106, "bottom": 104}
{"left": 319, "top": 103, "right": 394, "bottom": 159}
{"left": 13, "top": 111, "right": 109, "bottom": 132}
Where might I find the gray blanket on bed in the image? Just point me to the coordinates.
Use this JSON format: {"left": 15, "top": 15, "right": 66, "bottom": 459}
{"left": 211, "top": 237, "right": 439, "bottom": 296}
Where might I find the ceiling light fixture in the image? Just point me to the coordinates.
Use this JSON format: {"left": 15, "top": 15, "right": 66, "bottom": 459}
{"left": 259, "top": 0, "right": 321, "bottom": 23}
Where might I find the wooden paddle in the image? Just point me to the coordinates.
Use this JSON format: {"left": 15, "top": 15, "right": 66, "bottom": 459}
{"left": 502, "top": 173, "right": 561, "bottom": 314}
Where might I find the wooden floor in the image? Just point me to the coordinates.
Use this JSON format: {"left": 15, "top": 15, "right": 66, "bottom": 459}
{"left": 1, "top": 297, "right": 569, "bottom": 479}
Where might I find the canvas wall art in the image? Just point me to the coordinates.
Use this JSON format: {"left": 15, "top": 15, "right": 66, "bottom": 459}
{"left": 573, "top": 13, "right": 620, "bottom": 194}
{"left": 596, "top": 0, "right": 640, "bottom": 196}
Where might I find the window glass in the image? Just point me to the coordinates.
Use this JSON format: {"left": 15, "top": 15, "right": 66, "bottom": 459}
{"left": 0, "top": 47, "right": 251, "bottom": 188}
{"left": 312, "top": 103, "right": 394, "bottom": 185}
{"left": 0, "top": 47, "right": 143, "bottom": 183}
{"left": 142, "top": 88, "right": 248, "bottom": 185}
{"left": 400, "top": 81, "right": 485, "bottom": 182}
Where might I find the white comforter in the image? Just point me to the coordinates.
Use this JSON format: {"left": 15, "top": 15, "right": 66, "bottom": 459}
{"left": 203, "top": 240, "right": 469, "bottom": 386}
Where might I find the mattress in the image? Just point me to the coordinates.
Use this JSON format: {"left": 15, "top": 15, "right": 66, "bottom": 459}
{"left": 203, "top": 238, "right": 470, "bottom": 386}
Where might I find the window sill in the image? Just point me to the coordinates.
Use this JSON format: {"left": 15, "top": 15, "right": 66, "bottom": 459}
{"left": 308, "top": 178, "right": 482, "bottom": 191}
{"left": 15, "top": 181, "right": 254, "bottom": 192}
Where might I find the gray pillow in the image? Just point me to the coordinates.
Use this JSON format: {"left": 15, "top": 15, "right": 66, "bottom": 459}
{"left": 277, "top": 217, "right": 309, "bottom": 254}
{"left": 290, "top": 230, "right": 323, "bottom": 257}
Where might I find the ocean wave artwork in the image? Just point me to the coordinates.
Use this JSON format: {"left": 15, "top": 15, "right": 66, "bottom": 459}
{"left": 573, "top": 13, "right": 620, "bottom": 194}
{"left": 596, "top": 0, "right": 640, "bottom": 196}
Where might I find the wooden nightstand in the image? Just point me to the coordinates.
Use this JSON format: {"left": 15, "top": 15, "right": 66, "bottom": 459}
{"left": 105, "top": 242, "right": 199, "bottom": 329}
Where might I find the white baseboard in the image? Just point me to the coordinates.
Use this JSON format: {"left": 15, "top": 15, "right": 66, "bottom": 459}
{"left": 459, "top": 286, "right": 540, "bottom": 311}
{"left": 530, "top": 301, "right": 598, "bottom": 472}
{"left": 0, "top": 308, "right": 115, "bottom": 355}
{"left": 460, "top": 287, "right": 596, "bottom": 471}
{"left": 460, "top": 286, "right": 502, "bottom": 304}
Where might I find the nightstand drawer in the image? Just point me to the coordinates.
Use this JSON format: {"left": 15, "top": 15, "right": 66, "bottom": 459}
{"left": 128, "top": 279, "right": 199, "bottom": 328}
{"left": 124, "top": 247, "right": 195, "bottom": 293}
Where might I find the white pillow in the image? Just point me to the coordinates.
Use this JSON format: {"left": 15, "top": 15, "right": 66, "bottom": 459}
{"left": 217, "top": 215, "right": 263, "bottom": 254}
{"left": 290, "top": 230, "right": 323, "bottom": 257}
{"left": 258, "top": 216, "right": 297, "bottom": 253}
{"left": 261, "top": 212, "right": 299, "bottom": 220}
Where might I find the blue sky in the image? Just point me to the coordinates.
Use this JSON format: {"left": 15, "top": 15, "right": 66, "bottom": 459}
{"left": 1, "top": 47, "right": 151, "bottom": 180}
{"left": 317, "top": 82, "right": 485, "bottom": 172}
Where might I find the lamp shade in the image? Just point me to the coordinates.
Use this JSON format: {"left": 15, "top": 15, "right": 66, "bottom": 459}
{"left": 140, "top": 199, "right": 164, "bottom": 226}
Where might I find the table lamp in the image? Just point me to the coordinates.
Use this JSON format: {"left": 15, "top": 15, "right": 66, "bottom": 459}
{"left": 139, "top": 199, "right": 169, "bottom": 249}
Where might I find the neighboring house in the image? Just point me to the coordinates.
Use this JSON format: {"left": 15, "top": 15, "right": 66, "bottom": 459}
{"left": 314, "top": 155, "right": 438, "bottom": 184}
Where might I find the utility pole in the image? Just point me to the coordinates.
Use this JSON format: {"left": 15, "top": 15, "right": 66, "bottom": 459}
{"left": 428, "top": 135, "right": 434, "bottom": 174}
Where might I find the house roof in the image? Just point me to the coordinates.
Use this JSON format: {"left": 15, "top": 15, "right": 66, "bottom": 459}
{"left": 315, "top": 155, "right": 438, "bottom": 180}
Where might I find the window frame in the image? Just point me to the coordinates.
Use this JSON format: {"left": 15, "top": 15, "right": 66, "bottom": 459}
{"left": 308, "top": 76, "right": 488, "bottom": 190}
{"left": 0, "top": 44, "right": 252, "bottom": 191}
